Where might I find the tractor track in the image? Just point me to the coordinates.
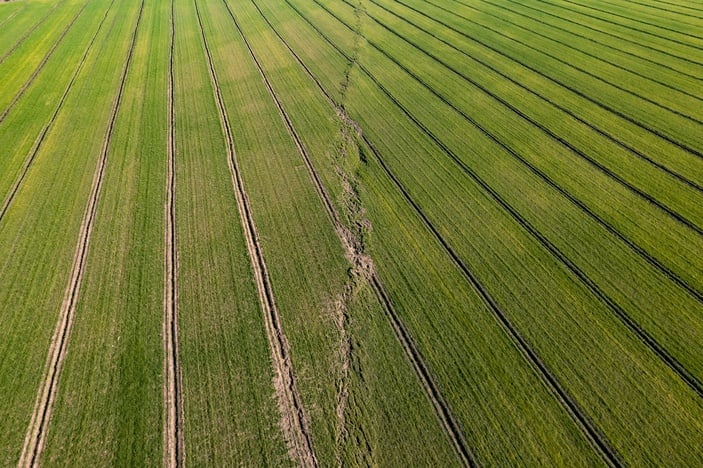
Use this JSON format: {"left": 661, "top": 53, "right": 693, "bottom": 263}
{"left": 311, "top": 0, "right": 703, "bottom": 305}
{"left": 356, "top": 0, "right": 703, "bottom": 236}
{"left": 163, "top": 0, "right": 183, "bottom": 464}
{"left": 414, "top": 0, "right": 703, "bottom": 159}
{"left": 265, "top": 2, "right": 627, "bottom": 463}
{"left": 0, "top": 6, "right": 27, "bottom": 34}
{"left": 244, "top": 0, "right": 479, "bottom": 464}
{"left": 17, "top": 1, "right": 145, "bottom": 466}
{"left": 370, "top": 0, "right": 703, "bottom": 194}
{"left": 616, "top": 0, "right": 703, "bottom": 16}
{"left": 193, "top": 0, "right": 317, "bottom": 465}
{"left": 472, "top": 0, "right": 703, "bottom": 81}
{"left": 0, "top": 0, "right": 118, "bottom": 224}
{"left": 292, "top": 0, "right": 703, "bottom": 396}
{"left": 0, "top": 2, "right": 59, "bottom": 66}
{"left": 469, "top": 0, "right": 703, "bottom": 73}
{"left": 0, "top": 1, "right": 89, "bottom": 125}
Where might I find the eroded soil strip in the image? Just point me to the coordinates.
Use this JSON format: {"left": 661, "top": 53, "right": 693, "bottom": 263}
{"left": 163, "top": 0, "right": 184, "bottom": 464}
{"left": 17, "top": 3, "right": 145, "bottom": 465}
{"left": 244, "top": 1, "right": 477, "bottom": 465}
{"left": 194, "top": 1, "right": 317, "bottom": 465}
{"left": 0, "top": 1, "right": 89, "bottom": 124}
{"left": 0, "top": 0, "right": 117, "bottom": 224}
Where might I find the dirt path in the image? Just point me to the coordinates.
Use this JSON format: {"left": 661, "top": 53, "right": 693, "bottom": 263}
{"left": 17, "top": 4, "right": 145, "bottom": 466}
{"left": 193, "top": 1, "right": 317, "bottom": 465}
{"left": 0, "top": 0, "right": 117, "bottom": 224}
{"left": 163, "top": 0, "right": 184, "bottom": 464}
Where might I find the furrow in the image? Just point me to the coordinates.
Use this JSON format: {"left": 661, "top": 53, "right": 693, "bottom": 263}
{"left": 437, "top": 0, "right": 702, "bottom": 101}
{"left": 619, "top": 0, "right": 703, "bottom": 15}
{"left": 0, "top": 6, "right": 26, "bottom": 34}
{"left": 0, "top": 2, "right": 58, "bottom": 66}
{"left": 403, "top": 0, "right": 703, "bottom": 167}
{"left": 17, "top": 2, "right": 145, "bottom": 466}
{"left": 0, "top": 1, "right": 89, "bottom": 125}
{"left": 294, "top": 0, "right": 703, "bottom": 391}
{"left": 546, "top": 0, "right": 703, "bottom": 43}
{"left": 313, "top": 0, "right": 703, "bottom": 303}
{"left": 472, "top": 0, "right": 703, "bottom": 72}
{"left": 193, "top": 1, "right": 317, "bottom": 465}
{"left": 163, "top": 0, "right": 183, "bottom": 464}
{"left": 244, "top": 1, "right": 478, "bottom": 464}
{"left": 371, "top": 0, "right": 703, "bottom": 194}
{"left": 355, "top": 0, "right": 703, "bottom": 235}
{"left": 419, "top": 0, "right": 703, "bottom": 129}
{"left": 0, "top": 0, "right": 118, "bottom": 224}
{"left": 474, "top": 0, "right": 703, "bottom": 81}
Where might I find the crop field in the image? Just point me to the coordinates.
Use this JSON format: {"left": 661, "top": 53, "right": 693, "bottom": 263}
{"left": 0, "top": 0, "right": 702, "bottom": 465}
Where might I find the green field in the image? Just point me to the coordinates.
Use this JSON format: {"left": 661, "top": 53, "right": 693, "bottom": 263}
{"left": 1, "top": 0, "right": 702, "bottom": 465}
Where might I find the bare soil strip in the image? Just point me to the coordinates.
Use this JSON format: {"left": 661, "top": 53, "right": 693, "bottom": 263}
{"left": 17, "top": 3, "right": 145, "bottom": 466}
{"left": 0, "top": 0, "right": 117, "bottom": 224}
{"left": 0, "top": 2, "right": 59, "bottom": 65}
{"left": 0, "top": 1, "right": 89, "bottom": 124}
{"left": 163, "top": 0, "right": 184, "bottom": 464}
{"left": 243, "top": 1, "right": 478, "bottom": 465}
{"left": 194, "top": 1, "right": 317, "bottom": 465}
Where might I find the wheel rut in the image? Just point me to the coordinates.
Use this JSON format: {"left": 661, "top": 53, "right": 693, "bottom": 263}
{"left": 163, "top": 0, "right": 183, "bottom": 464}
{"left": 17, "top": 2, "right": 145, "bottom": 465}
{"left": 193, "top": 0, "right": 317, "bottom": 465}
{"left": 0, "top": 2, "right": 59, "bottom": 66}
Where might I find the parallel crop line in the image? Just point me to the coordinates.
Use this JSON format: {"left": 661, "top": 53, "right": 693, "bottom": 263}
{"left": 371, "top": 0, "right": 703, "bottom": 194}
{"left": 0, "top": 0, "right": 118, "bottom": 224}
{"left": 422, "top": 0, "right": 703, "bottom": 128}
{"left": 407, "top": 0, "right": 703, "bottom": 164}
{"left": 261, "top": 0, "right": 624, "bottom": 464}
{"left": 473, "top": 0, "right": 703, "bottom": 81}
{"left": 439, "top": 0, "right": 703, "bottom": 101}
{"left": 360, "top": 0, "right": 703, "bottom": 236}
{"left": 260, "top": 0, "right": 621, "bottom": 466}
{"left": 0, "top": 1, "right": 90, "bottom": 125}
{"left": 542, "top": 0, "right": 703, "bottom": 43}
{"left": 471, "top": 0, "right": 703, "bottom": 72}
{"left": 163, "top": 0, "right": 183, "bottom": 464}
{"left": 0, "top": 6, "right": 27, "bottom": 33}
{"left": 317, "top": 0, "right": 703, "bottom": 302}
{"left": 0, "top": 2, "right": 59, "bottom": 66}
{"left": 305, "top": 0, "right": 703, "bottom": 386}
{"left": 617, "top": 0, "right": 703, "bottom": 15}
{"left": 193, "top": 1, "right": 317, "bottom": 465}
{"left": 243, "top": 1, "right": 478, "bottom": 464}
{"left": 18, "top": 2, "right": 144, "bottom": 466}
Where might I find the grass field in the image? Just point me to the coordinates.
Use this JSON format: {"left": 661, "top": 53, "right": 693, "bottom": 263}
{"left": 1, "top": 0, "right": 702, "bottom": 465}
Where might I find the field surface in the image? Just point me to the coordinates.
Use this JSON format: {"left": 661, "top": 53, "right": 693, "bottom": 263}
{"left": 0, "top": 0, "right": 702, "bottom": 465}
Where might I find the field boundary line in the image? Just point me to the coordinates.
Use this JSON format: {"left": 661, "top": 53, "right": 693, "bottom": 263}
{"left": 414, "top": 0, "right": 703, "bottom": 159}
{"left": 163, "top": 0, "right": 183, "bottom": 464}
{"left": 295, "top": 0, "right": 703, "bottom": 395}
{"left": 0, "top": 0, "right": 90, "bottom": 125}
{"left": 193, "top": 0, "right": 317, "bottom": 465}
{"left": 0, "top": 2, "right": 59, "bottom": 66}
{"left": 17, "top": 2, "right": 145, "bottom": 465}
{"left": 247, "top": 0, "right": 480, "bottom": 464}
{"left": 372, "top": 0, "right": 703, "bottom": 194}
{"left": 0, "top": 0, "right": 118, "bottom": 225}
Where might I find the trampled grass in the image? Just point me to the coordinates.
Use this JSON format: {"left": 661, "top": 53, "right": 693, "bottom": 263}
{"left": 1, "top": 0, "right": 702, "bottom": 464}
